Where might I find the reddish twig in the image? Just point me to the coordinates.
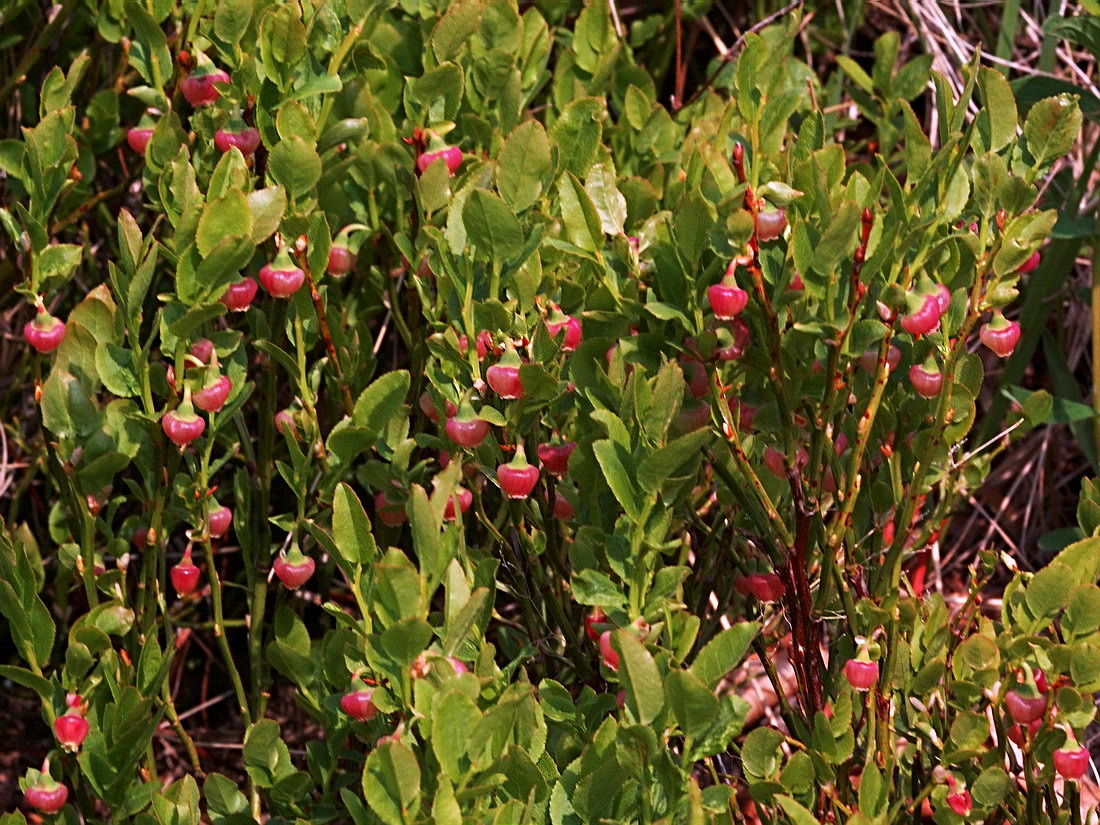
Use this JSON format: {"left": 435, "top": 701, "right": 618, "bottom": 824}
{"left": 291, "top": 247, "right": 354, "bottom": 416}
{"left": 849, "top": 207, "right": 874, "bottom": 309}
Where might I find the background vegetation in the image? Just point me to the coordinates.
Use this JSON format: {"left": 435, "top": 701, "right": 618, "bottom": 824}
{"left": 1, "top": 1, "right": 1099, "bottom": 823}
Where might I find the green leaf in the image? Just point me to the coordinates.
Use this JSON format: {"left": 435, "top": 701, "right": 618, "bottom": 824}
{"left": 776, "top": 795, "right": 821, "bottom": 825}
{"left": 352, "top": 370, "right": 410, "bottom": 434}
{"left": 432, "top": 2, "right": 482, "bottom": 61}
{"left": 431, "top": 692, "right": 480, "bottom": 777}
{"left": 116, "top": 209, "right": 143, "bottom": 274}
{"left": 214, "top": 0, "right": 254, "bottom": 44}
{"left": 68, "top": 283, "right": 117, "bottom": 342}
{"left": 901, "top": 101, "right": 931, "bottom": 181}
{"left": 573, "top": 1, "right": 612, "bottom": 73}
{"left": 691, "top": 622, "right": 759, "bottom": 690}
{"left": 673, "top": 192, "right": 715, "bottom": 269}
{"left": 549, "top": 97, "right": 603, "bottom": 177}
{"left": 36, "top": 243, "right": 83, "bottom": 283}
{"left": 204, "top": 773, "right": 252, "bottom": 825}
{"left": 584, "top": 164, "right": 626, "bottom": 236}
{"left": 95, "top": 343, "right": 139, "bottom": 397}
{"left": 623, "top": 85, "right": 652, "bottom": 130}
{"left": 409, "top": 485, "right": 450, "bottom": 586}
{"left": 246, "top": 186, "right": 286, "bottom": 244}
{"left": 973, "top": 152, "right": 1009, "bottom": 217}
{"left": 1064, "top": 584, "right": 1100, "bottom": 637}
{"left": 362, "top": 743, "right": 421, "bottom": 825}
{"left": 954, "top": 636, "right": 999, "bottom": 674}
{"left": 276, "top": 101, "right": 317, "bottom": 142}
{"left": 53, "top": 322, "right": 100, "bottom": 396}
{"left": 208, "top": 147, "right": 249, "bottom": 200}
{"left": 1044, "top": 14, "right": 1100, "bottom": 60}
{"left": 741, "top": 726, "right": 784, "bottom": 778}
{"left": 126, "top": 1, "right": 172, "bottom": 88}
{"left": 410, "top": 62, "right": 464, "bottom": 122}
{"left": 374, "top": 548, "right": 424, "bottom": 627}
{"left": 259, "top": 5, "right": 307, "bottom": 91}
{"left": 497, "top": 120, "right": 551, "bottom": 211}
{"left": 197, "top": 191, "right": 252, "bottom": 258}
{"left": 1004, "top": 385, "right": 1092, "bottom": 424}
{"left": 0, "top": 664, "right": 52, "bottom": 700}
{"left": 992, "top": 210, "right": 1058, "bottom": 275}
{"left": 571, "top": 569, "right": 626, "bottom": 607}
{"left": 638, "top": 429, "right": 711, "bottom": 491}
{"left": 1023, "top": 94, "right": 1082, "bottom": 164}
{"left": 41, "top": 369, "right": 98, "bottom": 439}
{"left": 857, "top": 763, "right": 886, "bottom": 817}
{"left": 333, "top": 483, "right": 377, "bottom": 567}
{"left": 665, "top": 669, "right": 720, "bottom": 736}
{"left": 431, "top": 783, "right": 462, "bottom": 825}
{"left": 267, "top": 136, "right": 322, "bottom": 197}
{"left": 380, "top": 618, "right": 434, "bottom": 671}
{"left": 266, "top": 606, "right": 314, "bottom": 688}
{"left": 977, "top": 66, "right": 1018, "bottom": 152}
{"left": 780, "top": 752, "right": 815, "bottom": 795}
{"left": 836, "top": 55, "right": 873, "bottom": 94}
{"left": 1026, "top": 562, "right": 1075, "bottom": 617}
{"left": 288, "top": 75, "right": 343, "bottom": 102}
{"left": 152, "top": 776, "right": 201, "bottom": 825}
{"left": 39, "top": 53, "right": 90, "bottom": 116}
{"left": 537, "top": 679, "right": 577, "bottom": 723}
{"left": 812, "top": 202, "right": 861, "bottom": 278}
{"left": 417, "top": 154, "right": 452, "bottom": 213}
{"left": 971, "top": 766, "right": 1011, "bottom": 807}
{"left": 462, "top": 189, "right": 524, "bottom": 260}
{"left": 306, "top": 212, "right": 331, "bottom": 282}
{"left": 592, "top": 439, "right": 640, "bottom": 519}
{"left": 194, "top": 236, "right": 255, "bottom": 303}
{"left": 557, "top": 172, "right": 603, "bottom": 251}
{"left": 442, "top": 587, "right": 489, "bottom": 657}
{"left": 644, "top": 298, "right": 690, "bottom": 326}
{"left": 613, "top": 632, "right": 664, "bottom": 724}
{"left": 243, "top": 720, "right": 296, "bottom": 788}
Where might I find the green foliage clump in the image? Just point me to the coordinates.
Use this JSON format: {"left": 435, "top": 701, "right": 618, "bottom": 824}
{"left": 0, "top": 1, "right": 1093, "bottom": 824}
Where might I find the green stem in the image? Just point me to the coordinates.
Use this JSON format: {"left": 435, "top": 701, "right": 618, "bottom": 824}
{"left": 249, "top": 300, "right": 286, "bottom": 716}
{"left": 198, "top": 425, "right": 252, "bottom": 730}
{"left": 161, "top": 684, "right": 203, "bottom": 774}
{"left": 316, "top": 16, "right": 371, "bottom": 129}
{"left": 140, "top": 448, "right": 177, "bottom": 636}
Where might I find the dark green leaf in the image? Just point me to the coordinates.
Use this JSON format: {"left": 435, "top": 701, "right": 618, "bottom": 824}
{"left": 592, "top": 439, "right": 640, "bottom": 519}
{"left": 362, "top": 744, "right": 421, "bottom": 825}
{"left": 613, "top": 632, "right": 663, "bottom": 724}
{"left": 267, "top": 136, "right": 322, "bottom": 197}
{"left": 691, "top": 623, "right": 759, "bottom": 690}
{"left": 666, "top": 669, "right": 719, "bottom": 736}
{"left": 557, "top": 172, "right": 603, "bottom": 252}
{"left": 462, "top": 189, "right": 524, "bottom": 260}
{"left": 549, "top": 97, "right": 603, "bottom": 177}
{"left": 977, "top": 66, "right": 1018, "bottom": 152}
{"left": 352, "top": 370, "right": 410, "bottom": 434}
{"left": 196, "top": 191, "right": 252, "bottom": 258}
{"left": 333, "top": 483, "right": 377, "bottom": 567}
